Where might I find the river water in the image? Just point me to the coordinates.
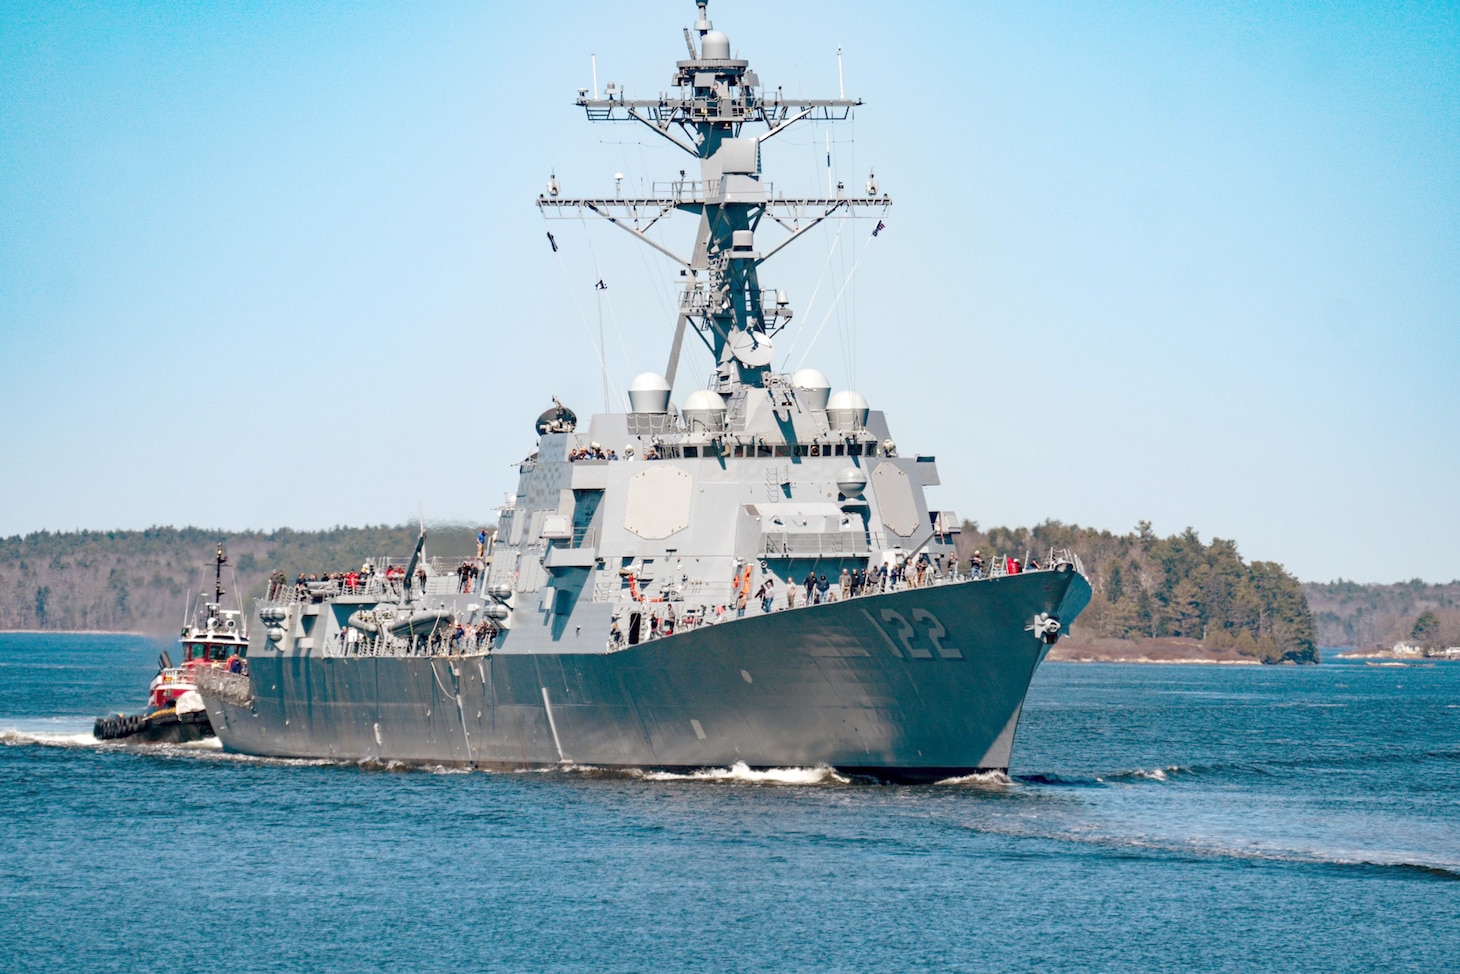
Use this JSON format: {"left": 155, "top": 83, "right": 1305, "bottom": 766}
{"left": 1, "top": 633, "right": 1456, "bottom": 972}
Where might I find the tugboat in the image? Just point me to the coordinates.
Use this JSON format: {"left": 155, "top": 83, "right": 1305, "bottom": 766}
{"left": 94, "top": 543, "right": 249, "bottom": 744}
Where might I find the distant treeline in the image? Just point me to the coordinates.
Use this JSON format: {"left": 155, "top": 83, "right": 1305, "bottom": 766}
{"left": 0, "top": 524, "right": 488, "bottom": 635}
{"left": 1303, "top": 579, "right": 1460, "bottom": 650}
{"left": 956, "top": 520, "right": 1318, "bottom": 664}
{"left": 4, "top": 520, "right": 1321, "bottom": 663}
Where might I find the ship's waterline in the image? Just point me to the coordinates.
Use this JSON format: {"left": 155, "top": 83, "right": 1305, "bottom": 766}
{"left": 205, "top": 571, "right": 1088, "bottom": 780}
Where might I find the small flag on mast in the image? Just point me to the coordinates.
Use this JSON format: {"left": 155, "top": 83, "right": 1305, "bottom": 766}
{"left": 546, "top": 231, "right": 558, "bottom": 252}
{"left": 872, "top": 220, "right": 886, "bottom": 237}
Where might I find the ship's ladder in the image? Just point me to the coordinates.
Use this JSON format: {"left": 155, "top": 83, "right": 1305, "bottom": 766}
{"left": 592, "top": 567, "right": 618, "bottom": 603}
{"left": 764, "top": 463, "right": 789, "bottom": 501}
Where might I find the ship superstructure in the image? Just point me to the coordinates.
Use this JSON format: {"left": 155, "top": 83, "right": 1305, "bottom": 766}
{"left": 197, "top": 2, "right": 1091, "bottom": 781}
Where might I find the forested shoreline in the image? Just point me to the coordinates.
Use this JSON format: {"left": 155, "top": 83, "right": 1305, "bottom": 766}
{"left": 0, "top": 525, "right": 485, "bottom": 635}
{"left": 5, "top": 520, "right": 1435, "bottom": 664}
{"left": 1303, "top": 579, "right": 1460, "bottom": 652}
{"left": 955, "top": 520, "right": 1318, "bottom": 663}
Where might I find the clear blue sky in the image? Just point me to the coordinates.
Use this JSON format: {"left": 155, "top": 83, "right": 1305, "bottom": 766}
{"left": 2, "top": 1, "right": 1456, "bottom": 584}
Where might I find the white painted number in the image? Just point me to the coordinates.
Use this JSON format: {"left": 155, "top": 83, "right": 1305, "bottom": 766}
{"left": 880, "top": 609, "right": 931, "bottom": 658}
{"left": 912, "top": 609, "right": 962, "bottom": 659}
{"left": 863, "top": 608, "right": 962, "bottom": 661}
{"left": 859, "top": 609, "right": 903, "bottom": 658}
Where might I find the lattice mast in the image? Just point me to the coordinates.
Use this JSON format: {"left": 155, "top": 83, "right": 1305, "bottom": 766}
{"left": 539, "top": 0, "right": 890, "bottom": 392}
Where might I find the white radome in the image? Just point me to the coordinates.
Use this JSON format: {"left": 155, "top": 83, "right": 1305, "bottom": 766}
{"left": 701, "top": 30, "right": 731, "bottom": 59}
{"left": 627, "top": 372, "right": 672, "bottom": 413}
{"left": 682, "top": 389, "right": 728, "bottom": 432}
{"left": 837, "top": 467, "right": 868, "bottom": 497}
{"left": 791, "top": 368, "right": 832, "bottom": 410}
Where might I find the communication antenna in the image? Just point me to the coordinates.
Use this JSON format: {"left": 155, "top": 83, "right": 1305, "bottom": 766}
{"left": 826, "top": 131, "right": 833, "bottom": 197}
{"left": 837, "top": 46, "right": 845, "bottom": 100}
{"left": 595, "top": 274, "right": 609, "bottom": 411}
{"left": 213, "top": 541, "right": 227, "bottom": 605}
{"left": 591, "top": 54, "right": 599, "bottom": 100}
{"left": 540, "top": 3, "right": 887, "bottom": 391}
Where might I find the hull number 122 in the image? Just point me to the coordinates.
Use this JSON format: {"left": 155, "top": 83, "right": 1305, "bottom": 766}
{"left": 860, "top": 608, "right": 963, "bottom": 660}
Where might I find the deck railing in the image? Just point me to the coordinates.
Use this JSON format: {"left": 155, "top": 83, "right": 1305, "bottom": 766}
{"left": 592, "top": 548, "right": 1087, "bottom": 649}
{"left": 193, "top": 666, "right": 252, "bottom": 706}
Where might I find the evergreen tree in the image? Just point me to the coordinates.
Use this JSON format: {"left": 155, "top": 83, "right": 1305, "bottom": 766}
{"left": 1107, "top": 564, "right": 1125, "bottom": 604}
{"left": 1411, "top": 610, "right": 1441, "bottom": 647}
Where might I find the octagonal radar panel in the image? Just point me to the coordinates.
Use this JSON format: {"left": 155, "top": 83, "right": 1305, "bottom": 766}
{"left": 624, "top": 466, "right": 693, "bottom": 539}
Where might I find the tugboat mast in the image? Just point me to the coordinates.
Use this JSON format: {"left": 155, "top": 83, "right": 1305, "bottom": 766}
{"left": 212, "top": 541, "right": 227, "bottom": 608}
{"left": 539, "top": 0, "right": 890, "bottom": 392}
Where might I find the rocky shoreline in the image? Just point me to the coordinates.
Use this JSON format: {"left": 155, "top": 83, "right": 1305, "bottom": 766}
{"left": 1049, "top": 636, "right": 1274, "bottom": 665}
{"left": 1333, "top": 645, "right": 1460, "bottom": 661}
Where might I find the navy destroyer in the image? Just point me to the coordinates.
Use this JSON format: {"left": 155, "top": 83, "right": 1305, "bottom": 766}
{"left": 198, "top": 2, "right": 1091, "bottom": 782}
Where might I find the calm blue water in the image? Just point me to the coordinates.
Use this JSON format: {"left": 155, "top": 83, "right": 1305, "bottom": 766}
{"left": 1, "top": 633, "right": 1456, "bottom": 973}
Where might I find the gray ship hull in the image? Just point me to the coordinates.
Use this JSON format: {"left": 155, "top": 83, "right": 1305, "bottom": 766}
{"left": 202, "top": 570, "right": 1088, "bottom": 782}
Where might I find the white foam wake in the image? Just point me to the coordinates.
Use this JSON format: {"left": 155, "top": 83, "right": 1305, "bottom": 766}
{"left": 1, "top": 721, "right": 224, "bottom": 753}
{"left": 935, "top": 770, "right": 1013, "bottom": 787}
{"left": 0, "top": 727, "right": 101, "bottom": 748}
{"left": 415, "top": 763, "right": 472, "bottom": 775}
{"left": 1094, "top": 765, "right": 1184, "bottom": 784}
{"left": 636, "top": 761, "right": 850, "bottom": 785}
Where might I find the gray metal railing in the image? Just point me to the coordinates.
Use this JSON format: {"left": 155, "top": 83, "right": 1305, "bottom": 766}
{"left": 761, "top": 532, "right": 869, "bottom": 557}
{"left": 319, "top": 625, "right": 499, "bottom": 660}
{"left": 193, "top": 667, "right": 252, "bottom": 706}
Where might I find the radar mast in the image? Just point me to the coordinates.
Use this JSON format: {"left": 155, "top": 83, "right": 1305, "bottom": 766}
{"left": 538, "top": 0, "right": 890, "bottom": 393}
